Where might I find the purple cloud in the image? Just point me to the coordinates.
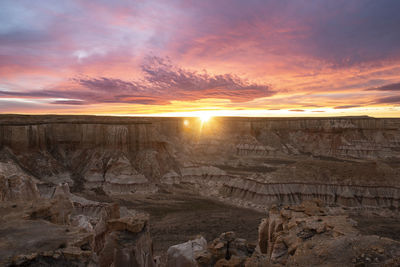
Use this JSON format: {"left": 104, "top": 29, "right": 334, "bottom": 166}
{"left": 140, "top": 56, "right": 273, "bottom": 102}
{"left": 74, "top": 77, "right": 140, "bottom": 92}
{"left": 334, "top": 105, "right": 362, "bottom": 109}
{"left": 375, "top": 95, "right": 400, "bottom": 104}
{"left": 0, "top": 56, "right": 273, "bottom": 105}
{"left": 1, "top": 1, "right": 400, "bottom": 114}
{"left": 50, "top": 100, "right": 86, "bottom": 105}
{"left": 367, "top": 82, "right": 400, "bottom": 91}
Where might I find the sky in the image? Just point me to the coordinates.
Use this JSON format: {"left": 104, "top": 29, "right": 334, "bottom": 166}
{"left": 0, "top": 0, "right": 400, "bottom": 117}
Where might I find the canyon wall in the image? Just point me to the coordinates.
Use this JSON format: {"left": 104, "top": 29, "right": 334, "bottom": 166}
{"left": 0, "top": 115, "right": 399, "bottom": 210}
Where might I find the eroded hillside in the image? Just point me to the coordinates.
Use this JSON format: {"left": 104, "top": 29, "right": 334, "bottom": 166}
{"left": 1, "top": 115, "right": 399, "bottom": 210}
{"left": 1, "top": 115, "right": 400, "bottom": 266}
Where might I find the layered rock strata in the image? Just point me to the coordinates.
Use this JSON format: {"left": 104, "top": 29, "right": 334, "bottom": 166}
{"left": 0, "top": 115, "right": 399, "bottom": 210}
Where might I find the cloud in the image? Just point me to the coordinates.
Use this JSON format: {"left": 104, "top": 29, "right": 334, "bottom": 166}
{"left": 289, "top": 109, "right": 304, "bottom": 112}
{"left": 1, "top": 1, "right": 400, "bottom": 115}
{"left": 334, "top": 105, "right": 362, "bottom": 109}
{"left": 375, "top": 95, "right": 400, "bottom": 104}
{"left": 167, "top": 0, "right": 400, "bottom": 68}
{"left": 74, "top": 77, "right": 140, "bottom": 93}
{"left": 367, "top": 82, "right": 400, "bottom": 91}
{"left": 0, "top": 56, "right": 273, "bottom": 105}
{"left": 140, "top": 56, "right": 274, "bottom": 102}
{"left": 50, "top": 100, "right": 86, "bottom": 105}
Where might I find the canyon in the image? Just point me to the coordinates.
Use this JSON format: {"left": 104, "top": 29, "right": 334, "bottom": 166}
{"left": 0, "top": 114, "right": 399, "bottom": 266}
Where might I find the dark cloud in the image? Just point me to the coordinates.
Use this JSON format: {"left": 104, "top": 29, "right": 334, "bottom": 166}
{"left": 289, "top": 109, "right": 304, "bottom": 112}
{"left": 0, "top": 56, "right": 273, "bottom": 105}
{"left": 170, "top": 0, "right": 400, "bottom": 67}
{"left": 0, "top": 29, "right": 49, "bottom": 45}
{"left": 375, "top": 95, "right": 400, "bottom": 104}
{"left": 51, "top": 100, "right": 86, "bottom": 105}
{"left": 367, "top": 82, "right": 400, "bottom": 91}
{"left": 74, "top": 77, "right": 140, "bottom": 92}
{"left": 334, "top": 105, "right": 361, "bottom": 109}
{"left": 306, "top": 0, "right": 400, "bottom": 66}
{"left": 140, "top": 56, "right": 273, "bottom": 102}
{"left": 0, "top": 89, "right": 97, "bottom": 101}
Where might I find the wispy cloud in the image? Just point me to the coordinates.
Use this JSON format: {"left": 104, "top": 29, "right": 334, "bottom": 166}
{"left": 0, "top": 56, "right": 273, "bottom": 105}
{"left": 1, "top": 0, "right": 400, "bottom": 115}
{"left": 367, "top": 82, "right": 400, "bottom": 91}
{"left": 375, "top": 95, "right": 400, "bottom": 104}
{"left": 140, "top": 56, "right": 273, "bottom": 102}
{"left": 334, "top": 105, "right": 362, "bottom": 109}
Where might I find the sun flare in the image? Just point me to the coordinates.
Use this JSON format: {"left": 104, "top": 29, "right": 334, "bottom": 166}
{"left": 199, "top": 114, "right": 212, "bottom": 123}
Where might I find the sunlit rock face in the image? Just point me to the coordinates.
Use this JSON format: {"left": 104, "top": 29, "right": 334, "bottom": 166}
{"left": 0, "top": 115, "right": 399, "bottom": 210}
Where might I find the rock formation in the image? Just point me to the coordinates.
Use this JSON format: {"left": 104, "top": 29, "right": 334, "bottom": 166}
{"left": 0, "top": 158, "right": 40, "bottom": 202}
{"left": 0, "top": 115, "right": 399, "bottom": 211}
{"left": 166, "top": 236, "right": 207, "bottom": 267}
{"left": 0, "top": 115, "right": 399, "bottom": 266}
{"left": 0, "top": 178, "right": 155, "bottom": 266}
{"left": 251, "top": 200, "right": 400, "bottom": 266}
{"left": 166, "top": 200, "right": 400, "bottom": 267}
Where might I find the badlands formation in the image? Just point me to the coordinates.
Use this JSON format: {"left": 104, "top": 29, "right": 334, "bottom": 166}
{"left": 0, "top": 114, "right": 400, "bottom": 266}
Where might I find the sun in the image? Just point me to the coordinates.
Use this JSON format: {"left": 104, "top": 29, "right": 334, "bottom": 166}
{"left": 199, "top": 114, "right": 212, "bottom": 123}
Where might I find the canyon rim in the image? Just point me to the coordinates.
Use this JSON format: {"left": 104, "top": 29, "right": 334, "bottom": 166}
{"left": 1, "top": 0, "right": 400, "bottom": 266}
{"left": 0, "top": 115, "right": 399, "bottom": 266}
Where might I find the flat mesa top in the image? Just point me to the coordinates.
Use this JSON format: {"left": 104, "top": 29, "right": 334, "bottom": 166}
{"left": 0, "top": 114, "right": 398, "bottom": 126}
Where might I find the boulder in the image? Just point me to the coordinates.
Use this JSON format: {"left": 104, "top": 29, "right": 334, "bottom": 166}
{"left": 167, "top": 236, "right": 207, "bottom": 267}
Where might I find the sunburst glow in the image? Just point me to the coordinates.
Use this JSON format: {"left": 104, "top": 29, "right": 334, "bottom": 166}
{"left": 199, "top": 114, "right": 212, "bottom": 123}
{"left": 0, "top": 1, "right": 399, "bottom": 117}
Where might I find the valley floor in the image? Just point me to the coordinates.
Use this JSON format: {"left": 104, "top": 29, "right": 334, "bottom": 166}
{"left": 80, "top": 188, "right": 265, "bottom": 259}
{"left": 79, "top": 187, "right": 400, "bottom": 263}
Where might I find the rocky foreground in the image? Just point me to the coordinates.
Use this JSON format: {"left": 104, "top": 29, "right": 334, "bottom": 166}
{"left": 0, "top": 115, "right": 400, "bottom": 266}
{"left": 167, "top": 200, "right": 400, "bottom": 266}
{"left": 1, "top": 175, "right": 400, "bottom": 266}
{"left": 0, "top": 180, "right": 154, "bottom": 266}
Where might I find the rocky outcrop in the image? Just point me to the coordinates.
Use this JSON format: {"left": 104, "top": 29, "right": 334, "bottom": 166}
{"left": 167, "top": 236, "right": 207, "bottom": 267}
{"left": 221, "top": 180, "right": 400, "bottom": 209}
{"left": 0, "top": 115, "right": 398, "bottom": 267}
{"left": 167, "top": 233, "right": 256, "bottom": 267}
{"left": 201, "top": 232, "right": 255, "bottom": 267}
{"left": 82, "top": 151, "right": 157, "bottom": 195}
{"left": 0, "top": 198, "right": 95, "bottom": 266}
{"left": 98, "top": 216, "right": 155, "bottom": 267}
{"left": 0, "top": 179, "right": 156, "bottom": 267}
{"left": 0, "top": 115, "right": 182, "bottom": 194}
{"left": 252, "top": 200, "right": 400, "bottom": 266}
{"left": 1, "top": 115, "right": 399, "bottom": 163}
{"left": 164, "top": 201, "right": 400, "bottom": 267}
{"left": 0, "top": 160, "right": 40, "bottom": 202}
{"left": 0, "top": 115, "right": 399, "bottom": 210}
